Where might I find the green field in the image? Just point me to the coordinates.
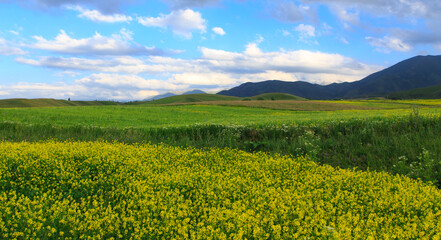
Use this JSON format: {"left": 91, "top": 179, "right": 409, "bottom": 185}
{"left": 1, "top": 102, "right": 440, "bottom": 128}
{"left": 1, "top": 98, "right": 441, "bottom": 239}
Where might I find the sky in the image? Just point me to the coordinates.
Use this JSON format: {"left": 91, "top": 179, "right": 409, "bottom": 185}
{"left": 0, "top": 0, "right": 440, "bottom": 101}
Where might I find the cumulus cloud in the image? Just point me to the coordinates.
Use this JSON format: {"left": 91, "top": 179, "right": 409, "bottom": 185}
{"left": 67, "top": 5, "right": 132, "bottom": 23}
{"left": 0, "top": 72, "right": 188, "bottom": 101}
{"left": 31, "top": 29, "right": 167, "bottom": 56}
{"left": 366, "top": 36, "right": 411, "bottom": 53}
{"left": 138, "top": 9, "right": 206, "bottom": 39}
{"left": 16, "top": 56, "right": 171, "bottom": 73}
{"left": 212, "top": 27, "right": 225, "bottom": 36}
{"left": 295, "top": 24, "right": 317, "bottom": 43}
{"left": 18, "top": 42, "right": 381, "bottom": 88}
{"left": 76, "top": 73, "right": 183, "bottom": 90}
{"left": 0, "top": 38, "right": 27, "bottom": 55}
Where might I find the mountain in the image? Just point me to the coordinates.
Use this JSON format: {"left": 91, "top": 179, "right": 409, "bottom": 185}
{"left": 218, "top": 55, "right": 441, "bottom": 99}
{"left": 146, "top": 90, "right": 206, "bottom": 101}
{"left": 388, "top": 83, "right": 441, "bottom": 99}
{"left": 218, "top": 81, "right": 349, "bottom": 100}
{"left": 144, "top": 94, "right": 240, "bottom": 105}
{"left": 182, "top": 90, "right": 206, "bottom": 95}
{"left": 247, "top": 93, "right": 306, "bottom": 101}
{"left": 145, "top": 92, "right": 177, "bottom": 101}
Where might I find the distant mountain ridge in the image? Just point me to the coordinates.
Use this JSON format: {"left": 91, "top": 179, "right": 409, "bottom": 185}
{"left": 218, "top": 55, "right": 441, "bottom": 99}
{"left": 146, "top": 90, "right": 206, "bottom": 101}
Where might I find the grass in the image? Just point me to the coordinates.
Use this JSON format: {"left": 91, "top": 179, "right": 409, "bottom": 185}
{"left": 1, "top": 104, "right": 440, "bottom": 128}
{"left": 388, "top": 83, "right": 441, "bottom": 99}
{"left": 1, "top": 103, "right": 441, "bottom": 187}
{"left": 2, "top": 99, "right": 441, "bottom": 238}
{"left": 245, "top": 93, "right": 306, "bottom": 101}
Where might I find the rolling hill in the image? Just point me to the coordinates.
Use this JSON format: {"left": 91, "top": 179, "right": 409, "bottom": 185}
{"left": 144, "top": 94, "right": 240, "bottom": 104}
{"left": 145, "top": 90, "right": 207, "bottom": 101}
{"left": 0, "top": 98, "right": 120, "bottom": 108}
{"left": 218, "top": 55, "right": 441, "bottom": 99}
{"left": 246, "top": 93, "right": 306, "bottom": 100}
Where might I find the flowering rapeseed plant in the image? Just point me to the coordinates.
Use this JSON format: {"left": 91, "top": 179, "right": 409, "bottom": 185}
{"left": 1, "top": 141, "right": 441, "bottom": 239}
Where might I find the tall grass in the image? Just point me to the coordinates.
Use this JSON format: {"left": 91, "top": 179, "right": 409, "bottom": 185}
{"left": 2, "top": 111, "right": 441, "bottom": 187}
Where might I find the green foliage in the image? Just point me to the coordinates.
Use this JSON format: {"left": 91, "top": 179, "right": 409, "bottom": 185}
{"left": 2, "top": 141, "right": 441, "bottom": 239}
{"left": 248, "top": 93, "right": 306, "bottom": 101}
{"left": 1, "top": 103, "right": 441, "bottom": 187}
{"left": 388, "top": 83, "right": 441, "bottom": 99}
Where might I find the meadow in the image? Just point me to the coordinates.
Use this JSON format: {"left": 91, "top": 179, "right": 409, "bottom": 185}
{"left": 1, "top": 99, "right": 441, "bottom": 239}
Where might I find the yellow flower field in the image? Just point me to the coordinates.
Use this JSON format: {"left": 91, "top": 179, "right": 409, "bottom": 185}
{"left": 1, "top": 141, "right": 441, "bottom": 239}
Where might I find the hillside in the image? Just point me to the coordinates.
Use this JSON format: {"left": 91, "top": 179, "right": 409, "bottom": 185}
{"left": 218, "top": 55, "right": 441, "bottom": 99}
{"left": 0, "top": 98, "right": 119, "bottom": 108}
{"left": 145, "top": 90, "right": 207, "bottom": 101}
{"left": 388, "top": 84, "right": 441, "bottom": 99}
{"left": 218, "top": 81, "right": 346, "bottom": 99}
{"left": 144, "top": 94, "right": 240, "bottom": 105}
{"left": 247, "top": 93, "right": 306, "bottom": 100}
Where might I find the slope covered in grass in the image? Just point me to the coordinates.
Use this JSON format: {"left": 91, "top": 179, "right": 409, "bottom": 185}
{"left": 0, "top": 98, "right": 119, "bottom": 108}
{"left": 246, "top": 93, "right": 306, "bottom": 100}
{"left": 144, "top": 94, "right": 241, "bottom": 104}
{"left": 388, "top": 84, "right": 441, "bottom": 99}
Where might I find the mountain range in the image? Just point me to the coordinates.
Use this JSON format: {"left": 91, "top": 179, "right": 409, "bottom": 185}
{"left": 218, "top": 55, "right": 441, "bottom": 99}
{"left": 146, "top": 90, "right": 206, "bottom": 101}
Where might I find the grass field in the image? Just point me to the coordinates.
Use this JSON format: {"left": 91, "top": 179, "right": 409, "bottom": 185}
{"left": 1, "top": 103, "right": 440, "bottom": 128}
{"left": 1, "top": 98, "right": 441, "bottom": 239}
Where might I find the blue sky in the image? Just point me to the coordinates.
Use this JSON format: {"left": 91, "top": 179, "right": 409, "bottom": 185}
{"left": 0, "top": 0, "right": 440, "bottom": 101}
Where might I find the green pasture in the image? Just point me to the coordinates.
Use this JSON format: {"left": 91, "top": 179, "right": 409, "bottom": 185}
{"left": 0, "top": 103, "right": 439, "bottom": 128}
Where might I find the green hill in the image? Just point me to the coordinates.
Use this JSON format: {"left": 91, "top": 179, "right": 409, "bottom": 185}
{"left": 246, "top": 93, "right": 306, "bottom": 101}
{"left": 0, "top": 98, "right": 119, "bottom": 108}
{"left": 144, "top": 94, "right": 241, "bottom": 104}
{"left": 388, "top": 84, "right": 441, "bottom": 99}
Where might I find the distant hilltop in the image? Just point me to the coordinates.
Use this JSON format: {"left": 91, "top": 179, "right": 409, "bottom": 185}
{"left": 218, "top": 55, "right": 441, "bottom": 99}
{"left": 145, "top": 90, "right": 206, "bottom": 101}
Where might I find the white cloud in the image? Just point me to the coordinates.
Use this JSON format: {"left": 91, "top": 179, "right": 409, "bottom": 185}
{"left": 16, "top": 56, "right": 174, "bottom": 74}
{"left": 77, "top": 73, "right": 182, "bottom": 90}
{"left": 17, "top": 42, "right": 381, "bottom": 94}
{"left": 0, "top": 38, "right": 27, "bottom": 55}
{"left": 31, "top": 29, "right": 166, "bottom": 56}
{"left": 294, "top": 24, "right": 318, "bottom": 44}
{"left": 138, "top": 9, "right": 206, "bottom": 39}
{"left": 339, "top": 37, "right": 349, "bottom": 44}
{"left": 282, "top": 30, "right": 291, "bottom": 36}
{"left": 68, "top": 5, "right": 132, "bottom": 23}
{"left": 0, "top": 73, "right": 187, "bottom": 101}
{"left": 172, "top": 72, "right": 237, "bottom": 86}
{"left": 161, "top": 0, "right": 220, "bottom": 9}
{"left": 212, "top": 27, "right": 225, "bottom": 36}
{"left": 9, "top": 30, "right": 20, "bottom": 35}
{"left": 295, "top": 24, "right": 315, "bottom": 37}
{"left": 366, "top": 36, "right": 411, "bottom": 53}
